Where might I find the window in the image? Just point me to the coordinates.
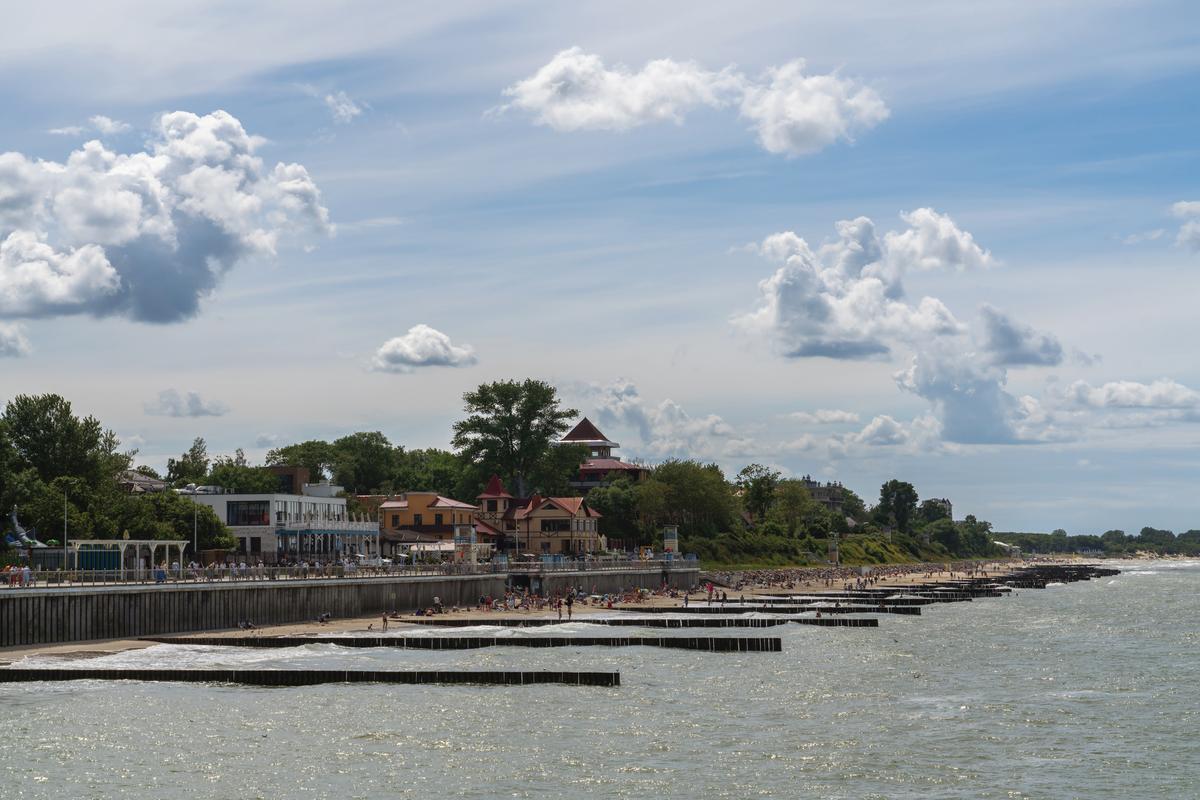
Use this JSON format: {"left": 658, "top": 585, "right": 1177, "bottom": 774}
{"left": 391, "top": 514, "right": 399, "bottom": 529}
{"left": 237, "top": 537, "right": 248, "bottom": 554}
{"left": 227, "top": 501, "right": 271, "bottom": 526}
{"left": 435, "top": 513, "right": 444, "bottom": 527}
{"left": 540, "top": 541, "right": 551, "bottom": 553}
{"left": 250, "top": 537, "right": 262, "bottom": 554}
{"left": 414, "top": 513, "right": 423, "bottom": 526}
{"left": 540, "top": 519, "right": 571, "bottom": 533}
{"left": 487, "top": 500, "right": 497, "bottom": 512}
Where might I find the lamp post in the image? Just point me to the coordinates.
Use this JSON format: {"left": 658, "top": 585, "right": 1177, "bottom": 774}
{"left": 62, "top": 487, "right": 68, "bottom": 572}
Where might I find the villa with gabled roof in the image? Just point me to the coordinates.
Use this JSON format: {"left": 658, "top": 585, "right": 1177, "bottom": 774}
{"left": 474, "top": 474, "right": 603, "bottom": 555}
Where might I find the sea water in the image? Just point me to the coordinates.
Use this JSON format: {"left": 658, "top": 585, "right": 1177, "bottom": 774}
{"left": 1, "top": 560, "right": 1197, "bottom": 799}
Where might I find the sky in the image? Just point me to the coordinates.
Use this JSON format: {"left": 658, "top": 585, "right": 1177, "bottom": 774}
{"left": 2, "top": 0, "right": 1199, "bottom": 534}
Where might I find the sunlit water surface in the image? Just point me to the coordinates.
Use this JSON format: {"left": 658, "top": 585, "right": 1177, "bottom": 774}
{"left": 2, "top": 560, "right": 1197, "bottom": 798}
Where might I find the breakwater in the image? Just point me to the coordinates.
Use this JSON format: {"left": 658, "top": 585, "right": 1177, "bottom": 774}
{"left": 0, "top": 668, "right": 620, "bottom": 687}
{"left": 145, "top": 635, "right": 782, "bottom": 652}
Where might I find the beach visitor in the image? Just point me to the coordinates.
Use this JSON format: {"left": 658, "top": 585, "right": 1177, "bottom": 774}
{"left": 566, "top": 593, "right": 574, "bottom": 620}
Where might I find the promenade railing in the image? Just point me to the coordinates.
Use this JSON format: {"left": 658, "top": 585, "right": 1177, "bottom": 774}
{"left": 0, "top": 557, "right": 698, "bottom": 591}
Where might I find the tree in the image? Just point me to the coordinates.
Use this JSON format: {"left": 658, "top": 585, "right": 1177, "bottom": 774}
{"left": 840, "top": 487, "right": 868, "bottom": 523}
{"left": 166, "top": 438, "right": 210, "bottom": 485}
{"left": 918, "top": 499, "right": 951, "bottom": 524}
{"left": 208, "top": 450, "right": 279, "bottom": 494}
{"left": 769, "top": 480, "right": 815, "bottom": 536}
{"left": 586, "top": 476, "right": 642, "bottom": 543}
{"left": 392, "top": 448, "right": 466, "bottom": 498}
{"left": 451, "top": 379, "right": 576, "bottom": 497}
{"left": 266, "top": 439, "right": 336, "bottom": 481}
{"left": 737, "top": 463, "right": 781, "bottom": 522}
{"left": 875, "top": 479, "right": 918, "bottom": 533}
{"left": 650, "top": 459, "right": 736, "bottom": 538}
{"left": 3, "top": 394, "right": 107, "bottom": 482}
{"left": 331, "top": 432, "right": 397, "bottom": 493}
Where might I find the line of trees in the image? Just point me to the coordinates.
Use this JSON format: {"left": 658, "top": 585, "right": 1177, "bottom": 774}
{"left": 3, "top": 381, "right": 1009, "bottom": 567}
{"left": 995, "top": 528, "right": 1200, "bottom": 557}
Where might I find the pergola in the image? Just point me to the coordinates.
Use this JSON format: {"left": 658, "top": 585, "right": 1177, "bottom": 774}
{"left": 68, "top": 539, "right": 190, "bottom": 579}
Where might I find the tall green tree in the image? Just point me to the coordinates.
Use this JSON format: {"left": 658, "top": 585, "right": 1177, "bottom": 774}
{"left": 737, "top": 463, "right": 781, "bottom": 522}
{"left": 208, "top": 449, "right": 279, "bottom": 494}
{"left": 265, "top": 439, "right": 336, "bottom": 481}
{"left": 3, "top": 394, "right": 107, "bottom": 482}
{"left": 392, "top": 448, "right": 466, "bottom": 498}
{"left": 331, "top": 431, "right": 397, "bottom": 493}
{"left": 166, "top": 438, "right": 210, "bottom": 485}
{"left": 874, "top": 479, "right": 918, "bottom": 534}
{"left": 451, "top": 379, "right": 576, "bottom": 497}
{"left": 651, "top": 459, "right": 736, "bottom": 538}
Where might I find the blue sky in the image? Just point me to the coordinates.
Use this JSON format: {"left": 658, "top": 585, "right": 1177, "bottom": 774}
{"left": 2, "top": 1, "right": 1199, "bottom": 533}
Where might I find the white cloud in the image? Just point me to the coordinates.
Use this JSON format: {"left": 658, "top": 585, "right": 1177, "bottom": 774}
{"left": 324, "top": 91, "right": 364, "bottom": 124}
{"left": 883, "top": 208, "right": 995, "bottom": 273}
{"left": 852, "top": 414, "right": 909, "bottom": 446}
{"left": 0, "top": 110, "right": 331, "bottom": 327}
{"left": 254, "top": 433, "right": 281, "bottom": 448}
{"left": 787, "top": 409, "right": 860, "bottom": 424}
{"left": 89, "top": 115, "right": 131, "bottom": 135}
{"left": 0, "top": 231, "right": 120, "bottom": 316}
{"left": 894, "top": 345, "right": 1021, "bottom": 444}
{"left": 579, "top": 378, "right": 737, "bottom": 460}
{"left": 979, "top": 304, "right": 1063, "bottom": 366}
{"left": 48, "top": 116, "right": 131, "bottom": 137}
{"left": 0, "top": 322, "right": 30, "bottom": 357}
{"left": 502, "top": 48, "right": 886, "bottom": 156}
{"left": 738, "top": 59, "right": 889, "bottom": 157}
{"left": 736, "top": 209, "right": 979, "bottom": 359}
{"left": 144, "top": 389, "right": 229, "bottom": 418}
{"left": 370, "top": 324, "right": 478, "bottom": 373}
{"left": 1066, "top": 379, "right": 1200, "bottom": 409}
{"left": 1172, "top": 201, "right": 1200, "bottom": 250}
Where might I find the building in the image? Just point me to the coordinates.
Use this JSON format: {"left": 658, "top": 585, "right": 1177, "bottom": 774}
{"left": 377, "top": 492, "right": 485, "bottom": 558}
{"left": 799, "top": 476, "right": 845, "bottom": 514}
{"left": 187, "top": 481, "right": 378, "bottom": 563}
{"left": 927, "top": 497, "right": 953, "bottom": 520}
{"left": 474, "top": 474, "right": 603, "bottom": 555}
{"left": 118, "top": 470, "right": 169, "bottom": 494}
{"left": 560, "top": 417, "right": 649, "bottom": 492}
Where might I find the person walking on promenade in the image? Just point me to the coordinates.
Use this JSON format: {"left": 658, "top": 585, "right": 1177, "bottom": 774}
{"left": 566, "top": 593, "right": 574, "bottom": 621}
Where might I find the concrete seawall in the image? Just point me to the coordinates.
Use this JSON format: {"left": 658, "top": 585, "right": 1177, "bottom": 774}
{"left": 0, "top": 567, "right": 700, "bottom": 648}
{"left": 0, "top": 574, "right": 505, "bottom": 648}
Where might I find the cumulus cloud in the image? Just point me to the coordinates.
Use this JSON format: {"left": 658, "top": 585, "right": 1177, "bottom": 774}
{"left": 738, "top": 60, "right": 889, "bottom": 156}
{"left": 579, "top": 378, "right": 737, "bottom": 460}
{"left": 736, "top": 209, "right": 982, "bottom": 359}
{"left": 370, "top": 324, "right": 478, "bottom": 373}
{"left": 0, "top": 110, "right": 331, "bottom": 328}
{"left": 979, "top": 305, "right": 1063, "bottom": 366}
{"left": 1172, "top": 201, "right": 1200, "bottom": 250}
{"left": 787, "top": 408, "right": 860, "bottom": 425}
{"left": 89, "top": 115, "right": 131, "bottom": 135}
{"left": 883, "top": 209, "right": 995, "bottom": 273}
{"left": 894, "top": 347, "right": 1022, "bottom": 444}
{"left": 502, "top": 48, "right": 886, "bottom": 156}
{"left": 851, "top": 414, "right": 909, "bottom": 446}
{"left": 254, "top": 433, "right": 281, "bottom": 448}
{"left": 144, "top": 389, "right": 229, "bottom": 418}
{"left": 0, "top": 322, "right": 30, "bottom": 357}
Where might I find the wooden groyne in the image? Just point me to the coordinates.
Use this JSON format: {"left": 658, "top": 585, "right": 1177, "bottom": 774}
{"left": 0, "top": 668, "right": 620, "bottom": 686}
{"left": 617, "top": 604, "right": 921, "bottom": 616}
{"left": 144, "top": 635, "right": 783, "bottom": 653}
{"left": 398, "top": 616, "right": 793, "bottom": 629}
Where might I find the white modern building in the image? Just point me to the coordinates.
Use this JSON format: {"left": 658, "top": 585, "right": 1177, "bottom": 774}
{"left": 187, "top": 481, "right": 379, "bottom": 563}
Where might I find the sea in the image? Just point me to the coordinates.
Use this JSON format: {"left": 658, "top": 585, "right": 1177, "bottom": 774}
{"left": 1, "top": 559, "right": 1197, "bottom": 799}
